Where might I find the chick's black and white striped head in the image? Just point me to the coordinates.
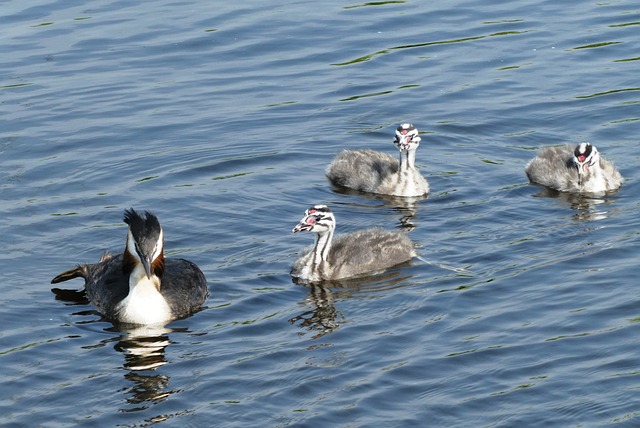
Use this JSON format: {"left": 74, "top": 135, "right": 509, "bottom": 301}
{"left": 573, "top": 143, "right": 600, "bottom": 183}
{"left": 124, "top": 208, "right": 164, "bottom": 279}
{"left": 393, "top": 123, "right": 421, "bottom": 151}
{"left": 292, "top": 205, "right": 336, "bottom": 234}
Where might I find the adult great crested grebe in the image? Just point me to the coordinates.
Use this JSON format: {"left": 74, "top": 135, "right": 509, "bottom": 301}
{"left": 51, "top": 208, "right": 209, "bottom": 325}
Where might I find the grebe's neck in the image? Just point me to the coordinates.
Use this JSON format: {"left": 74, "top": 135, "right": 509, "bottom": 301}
{"left": 313, "top": 229, "right": 333, "bottom": 264}
{"left": 399, "top": 149, "right": 417, "bottom": 172}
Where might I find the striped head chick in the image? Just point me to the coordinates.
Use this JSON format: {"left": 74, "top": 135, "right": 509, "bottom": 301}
{"left": 291, "top": 204, "right": 336, "bottom": 282}
{"left": 393, "top": 123, "right": 421, "bottom": 152}
{"left": 573, "top": 143, "right": 600, "bottom": 186}
{"left": 292, "top": 205, "right": 336, "bottom": 235}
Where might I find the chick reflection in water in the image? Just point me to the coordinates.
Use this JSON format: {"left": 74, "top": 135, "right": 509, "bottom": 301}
{"left": 289, "top": 283, "right": 343, "bottom": 339}
{"left": 328, "top": 184, "right": 425, "bottom": 232}
{"left": 530, "top": 183, "right": 618, "bottom": 222}
{"left": 289, "top": 270, "right": 418, "bottom": 338}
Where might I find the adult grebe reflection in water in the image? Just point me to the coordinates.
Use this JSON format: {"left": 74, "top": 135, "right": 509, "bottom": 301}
{"left": 112, "top": 324, "right": 183, "bottom": 409}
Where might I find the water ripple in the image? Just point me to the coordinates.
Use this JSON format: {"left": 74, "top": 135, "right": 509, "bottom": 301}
{"left": 2, "top": 0, "right": 640, "bottom": 426}
{"left": 332, "top": 31, "right": 529, "bottom": 66}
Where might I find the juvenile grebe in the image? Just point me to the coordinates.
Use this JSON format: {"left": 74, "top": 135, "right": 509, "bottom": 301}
{"left": 291, "top": 205, "right": 415, "bottom": 282}
{"left": 525, "top": 143, "right": 623, "bottom": 194}
{"left": 326, "top": 123, "right": 429, "bottom": 197}
{"left": 51, "top": 208, "right": 209, "bottom": 325}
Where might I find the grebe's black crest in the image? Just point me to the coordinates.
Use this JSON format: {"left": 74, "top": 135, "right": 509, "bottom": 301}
{"left": 124, "top": 209, "right": 162, "bottom": 255}
{"left": 123, "top": 208, "right": 164, "bottom": 279}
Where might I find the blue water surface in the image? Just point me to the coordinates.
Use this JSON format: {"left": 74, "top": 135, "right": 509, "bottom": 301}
{"left": 1, "top": 0, "right": 639, "bottom": 426}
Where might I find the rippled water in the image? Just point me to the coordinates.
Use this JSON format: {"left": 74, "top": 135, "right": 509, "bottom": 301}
{"left": 2, "top": 0, "right": 639, "bottom": 426}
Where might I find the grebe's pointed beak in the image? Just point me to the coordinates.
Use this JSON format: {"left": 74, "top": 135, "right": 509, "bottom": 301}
{"left": 293, "top": 221, "right": 312, "bottom": 233}
{"left": 293, "top": 214, "right": 316, "bottom": 233}
{"left": 141, "top": 256, "right": 152, "bottom": 279}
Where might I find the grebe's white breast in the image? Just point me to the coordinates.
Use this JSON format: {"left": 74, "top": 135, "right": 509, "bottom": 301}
{"left": 116, "top": 264, "right": 172, "bottom": 325}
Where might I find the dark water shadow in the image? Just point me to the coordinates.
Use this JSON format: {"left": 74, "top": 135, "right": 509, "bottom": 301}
{"left": 51, "top": 287, "right": 89, "bottom": 305}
